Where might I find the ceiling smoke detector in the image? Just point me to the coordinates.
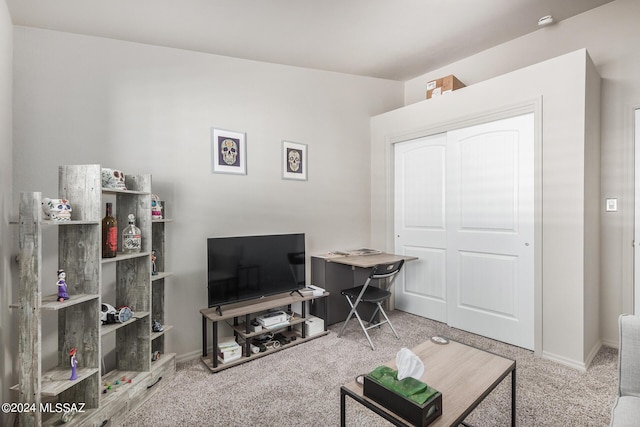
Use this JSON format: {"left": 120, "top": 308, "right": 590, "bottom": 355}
{"left": 538, "top": 15, "right": 554, "bottom": 26}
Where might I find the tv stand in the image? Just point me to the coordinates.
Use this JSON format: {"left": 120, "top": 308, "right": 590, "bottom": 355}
{"left": 200, "top": 291, "right": 329, "bottom": 372}
{"left": 290, "top": 289, "right": 304, "bottom": 298}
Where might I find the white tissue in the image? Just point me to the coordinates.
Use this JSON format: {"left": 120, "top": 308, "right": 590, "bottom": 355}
{"left": 396, "top": 347, "right": 424, "bottom": 381}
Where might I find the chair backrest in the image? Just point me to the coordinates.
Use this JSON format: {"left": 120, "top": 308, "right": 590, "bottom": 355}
{"left": 618, "top": 314, "right": 640, "bottom": 397}
{"left": 370, "top": 260, "right": 405, "bottom": 280}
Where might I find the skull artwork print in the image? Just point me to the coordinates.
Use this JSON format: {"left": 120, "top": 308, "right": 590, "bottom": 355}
{"left": 219, "top": 138, "right": 239, "bottom": 166}
{"left": 211, "top": 128, "right": 247, "bottom": 175}
{"left": 287, "top": 148, "right": 302, "bottom": 173}
{"left": 282, "top": 140, "right": 307, "bottom": 181}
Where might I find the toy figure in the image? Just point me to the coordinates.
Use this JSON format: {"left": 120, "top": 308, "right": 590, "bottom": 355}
{"left": 151, "top": 250, "right": 158, "bottom": 275}
{"left": 69, "top": 347, "right": 78, "bottom": 380}
{"left": 57, "top": 269, "right": 69, "bottom": 302}
{"left": 151, "top": 194, "right": 163, "bottom": 219}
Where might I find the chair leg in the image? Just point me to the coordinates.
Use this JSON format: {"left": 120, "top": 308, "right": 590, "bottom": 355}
{"left": 378, "top": 304, "right": 399, "bottom": 339}
{"left": 337, "top": 304, "right": 357, "bottom": 338}
{"left": 338, "top": 295, "right": 376, "bottom": 350}
{"left": 350, "top": 307, "right": 375, "bottom": 350}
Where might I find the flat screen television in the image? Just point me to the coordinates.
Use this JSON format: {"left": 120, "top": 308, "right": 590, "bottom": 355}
{"left": 207, "top": 233, "right": 306, "bottom": 309}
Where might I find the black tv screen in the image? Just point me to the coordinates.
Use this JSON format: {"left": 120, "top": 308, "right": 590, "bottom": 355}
{"left": 207, "top": 233, "right": 305, "bottom": 308}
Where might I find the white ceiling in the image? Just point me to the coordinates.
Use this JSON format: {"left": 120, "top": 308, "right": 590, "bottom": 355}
{"left": 6, "top": 0, "right": 614, "bottom": 81}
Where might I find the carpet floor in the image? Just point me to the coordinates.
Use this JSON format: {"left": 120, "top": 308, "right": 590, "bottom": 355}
{"left": 124, "top": 311, "right": 617, "bottom": 426}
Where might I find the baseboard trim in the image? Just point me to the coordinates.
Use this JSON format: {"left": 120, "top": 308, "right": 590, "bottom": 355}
{"left": 584, "top": 341, "right": 602, "bottom": 369}
{"left": 177, "top": 347, "right": 213, "bottom": 364}
{"left": 541, "top": 351, "right": 588, "bottom": 372}
{"left": 602, "top": 337, "right": 619, "bottom": 349}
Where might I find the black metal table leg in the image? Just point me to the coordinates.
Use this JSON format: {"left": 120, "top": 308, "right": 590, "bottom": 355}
{"left": 301, "top": 300, "right": 307, "bottom": 338}
{"left": 212, "top": 320, "right": 218, "bottom": 369}
{"left": 512, "top": 365, "right": 516, "bottom": 427}
{"left": 202, "top": 315, "right": 207, "bottom": 357}
{"left": 245, "top": 314, "right": 251, "bottom": 357}
{"left": 324, "top": 294, "right": 328, "bottom": 330}
{"left": 340, "top": 388, "right": 346, "bottom": 427}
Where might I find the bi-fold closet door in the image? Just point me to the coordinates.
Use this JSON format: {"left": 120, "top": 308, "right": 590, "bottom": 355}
{"left": 394, "top": 113, "right": 534, "bottom": 350}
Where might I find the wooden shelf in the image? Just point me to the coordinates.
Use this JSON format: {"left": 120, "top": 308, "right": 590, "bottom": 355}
{"left": 11, "top": 367, "right": 100, "bottom": 397}
{"left": 152, "top": 271, "right": 173, "bottom": 281}
{"left": 42, "top": 407, "right": 99, "bottom": 426}
{"left": 43, "top": 293, "right": 100, "bottom": 310}
{"left": 102, "top": 187, "right": 149, "bottom": 195}
{"left": 41, "top": 219, "right": 100, "bottom": 226}
{"left": 9, "top": 293, "right": 100, "bottom": 310}
{"left": 151, "top": 324, "right": 174, "bottom": 340}
{"left": 42, "top": 367, "right": 99, "bottom": 397}
{"left": 150, "top": 352, "right": 176, "bottom": 374}
{"left": 152, "top": 218, "right": 174, "bottom": 223}
{"left": 101, "top": 251, "right": 151, "bottom": 264}
{"left": 100, "top": 311, "right": 150, "bottom": 336}
{"left": 200, "top": 291, "right": 330, "bottom": 323}
{"left": 227, "top": 312, "right": 308, "bottom": 339}
{"left": 201, "top": 330, "right": 329, "bottom": 373}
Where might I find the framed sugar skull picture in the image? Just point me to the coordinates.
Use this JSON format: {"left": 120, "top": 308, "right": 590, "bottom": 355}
{"left": 282, "top": 140, "right": 307, "bottom": 181}
{"left": 211, "top": 128, "right": 247, "bottom": 175}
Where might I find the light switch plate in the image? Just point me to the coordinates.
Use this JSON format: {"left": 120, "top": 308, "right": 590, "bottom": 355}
{"left": 606, "top": 198, "right": 618, "bottom": 212}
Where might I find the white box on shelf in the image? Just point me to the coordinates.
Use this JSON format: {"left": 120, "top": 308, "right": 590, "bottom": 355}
{"left": 218, "top": 336, "right": 239, "bottom": 349}
{"left": 298, "top": 315, "right": 324, "bottom": 337}
{"left": 218, "top": 342, "right": 241, "bottom": 364}
{"left": 218, "top": 336, "right": 241, "bottom": 363}
{"left": 256, "top": 311, "right": 289, "bottom": 327}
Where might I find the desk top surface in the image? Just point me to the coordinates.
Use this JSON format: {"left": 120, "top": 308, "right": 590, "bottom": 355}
{"left": 342, "top": 339, "right": 514, "bottom": 426}
{"left": 318, "top": 253, "right": 418, "bottom": 268}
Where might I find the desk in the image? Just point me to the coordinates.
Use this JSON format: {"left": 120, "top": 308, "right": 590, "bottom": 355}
{"left": 326, "top": 253, "right": 416, "bottom": 269}
{"left": 340, "top": 339, "right": 516, "bottom": 426}
{"left": 311, "top": 253, "right": 417, "bottom": 325}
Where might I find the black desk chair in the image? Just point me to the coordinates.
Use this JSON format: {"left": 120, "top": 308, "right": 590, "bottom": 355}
{"left": 337, "top": 260, "right": 405, "bottom": 350}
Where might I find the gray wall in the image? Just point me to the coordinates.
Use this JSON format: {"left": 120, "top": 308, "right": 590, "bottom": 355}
{"left": 404, "top": 0, "right": 640, "bottom": 347}
{"left": 10, "top": 26, "right": 403, "bottom": 367}
{"left": 0, "top": 0, "right": 12, "bottom": 419}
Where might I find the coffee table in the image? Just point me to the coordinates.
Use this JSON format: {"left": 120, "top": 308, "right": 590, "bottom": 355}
{"left": 340, "top": 338, "right": 516, "bottom": 426}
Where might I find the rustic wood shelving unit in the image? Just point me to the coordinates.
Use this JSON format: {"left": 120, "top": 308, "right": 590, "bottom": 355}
{"left": 13, "top": 164, "right": 175, "bottom": 426}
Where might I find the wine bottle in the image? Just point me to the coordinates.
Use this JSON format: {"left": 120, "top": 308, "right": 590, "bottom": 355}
{"left": 122, "top": 213, "right": 142, "bottom": 253}
{"left": 102, "top": 203, "right": 117, "bottom": 258}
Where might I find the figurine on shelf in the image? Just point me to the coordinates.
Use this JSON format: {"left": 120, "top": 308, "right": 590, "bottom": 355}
{"left": 57, "top": 269, "right": 69, "bottom": 302}
{"left": 151, "top": 249, "right": 158, "bottom": 275}
{"left": 152, "top": 319, "right": 164, "bottom": 333}
{"left": 151, "top": 194, "right": 163, "bottom": 220}
{"left": 101, "top": 168, "right": 127, "bottom": 190}
{"left": 42, "top": 198, "right": 72, "bottom": 221}
{"left": 69, "top": 347, "right": 78, "bottom": 380}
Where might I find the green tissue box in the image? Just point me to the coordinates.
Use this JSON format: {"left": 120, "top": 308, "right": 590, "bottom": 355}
{"left": 364, "top": 366, "right": 442, "bottom": 426}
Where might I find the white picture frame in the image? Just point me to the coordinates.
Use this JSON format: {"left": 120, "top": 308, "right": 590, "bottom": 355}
{"left": 282, "top": 140, "right": 307, "bottom": 181}
{"left": 211, "top": 128, "right": 247, "bottom": 175}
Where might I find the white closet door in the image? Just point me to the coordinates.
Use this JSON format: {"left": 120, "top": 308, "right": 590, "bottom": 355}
{"left": 394, "top": 133, "right": 448, "bottom": 322}
{"left": 635, "top": 108, "right": 640, "bottom": 315}
{"left": 394, "top": 113, "right": 534, "bottom": 350}
{"left": 447, "top": 113, "right": 534, "bottom": 349}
